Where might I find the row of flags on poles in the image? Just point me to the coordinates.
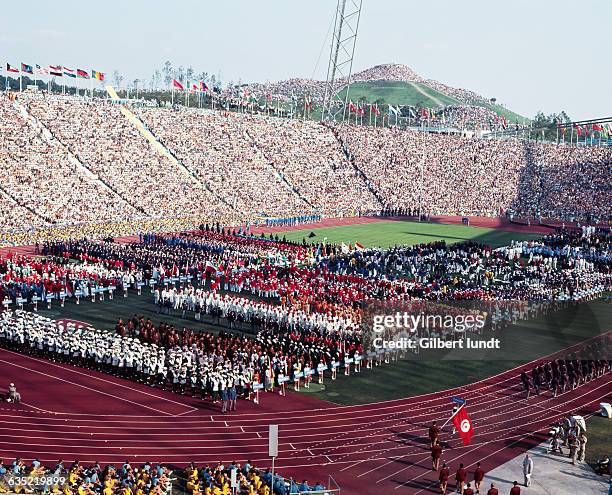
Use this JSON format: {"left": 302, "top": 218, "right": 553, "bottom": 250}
{"left": 567, "top": 122, "right": 612, "bottom": 138}
{"left": 171, "top": 78, "right": 223, "bottom": 95}
{"left": 5, "top": 63, "right": 105, "bottom": 81}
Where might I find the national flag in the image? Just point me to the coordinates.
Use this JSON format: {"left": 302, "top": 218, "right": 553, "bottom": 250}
{"left": 355, "top": 242, "right": 365, "bottom": 251}
{"left": 574, "top": 124, "right": 583, "bottom": 137}
{"left": 200, "top": 81, "right": 208, "bottom": 92}
{"left": 592, "top": 123, "right": 603, "bottom": 132}
{"left": 349, "top": 101, "right": 357, "bottom": 113}
{"left": 172, "top": 79, "right": 184, "bottom": 90}
{"left": 48, "top": 65, "right": 63, "bottom": 76}
{"left": 76, "top": 69, "right": 89, "bottom": 79}
{"left": 452, "top": 406, "right": 474, "bottom": 445}
{"left": 91, "top": 70, "right": 105, "bottom": 81}
{"left": 388, "top": 105, "right": 399, "bottom": 117}
{"left": 421, "top": 107, "right": 429, "bottom": 118}
{"left": 358, "top": 103, "right": 365, "bottom": 116}
{"left": 191, "top": 83, "right": 199, "bottom": 92}
{"left": 370, "top": 103, "right": 380, "bottom": 116}
{"left": 205, "top": 261, "right": 222, "bottom": 274}
{"left": 21, "top": 63, "right": 34, "bottom": 74}
{"left": 63, "top": 67, "right": 76, "bottom": 78}
{"left": 502, "top": 115, "right": 508, "bottom": 129}
{"left": 34, "top": 64, "right": 47, "bottom": 75}
{"left": 6, "top": 63, "right": 19, "bottom": 73}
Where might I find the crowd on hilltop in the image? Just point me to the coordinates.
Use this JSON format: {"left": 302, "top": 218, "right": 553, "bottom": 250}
{"left": 0, "top": 94, "right": 610, "bottom": 246}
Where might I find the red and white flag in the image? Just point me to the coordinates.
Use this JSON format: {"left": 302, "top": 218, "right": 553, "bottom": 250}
{"left": 355, "top": 242, "right": 365, "bottom": 251}
{"left": 172, "top": 79, "right": 184, "bottom": 90}
{"left": 452, "top": 406, "right": 474, "bottom": 445}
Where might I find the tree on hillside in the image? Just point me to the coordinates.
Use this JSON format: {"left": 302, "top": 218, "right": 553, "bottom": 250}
{"left": 175, "top": 66, "right": 186, "bottom": 84}
{"left": 531, "top": 111, "right": 573, "bottom": 142}
{"left": 162, "top": 61, "right": 173, "bottom": 88}
{"left": 186, "top": 66, "right": 195, "bottom": 85}
{"left": 113, "top": 70, "right": 124, "bottom": 89}
{"left": 151, "top": 70, "right": 161, "bottom": 91}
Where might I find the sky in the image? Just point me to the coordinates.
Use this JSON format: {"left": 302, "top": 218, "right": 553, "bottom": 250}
{"left": 1, "top": 0, "right": 610, "bottom": 120}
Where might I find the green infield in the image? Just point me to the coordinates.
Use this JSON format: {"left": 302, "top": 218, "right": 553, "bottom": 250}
{"left": 31, "top": 289, "right": 612, "bottom": 406}
{"left": 277, "top": 220, "right": 543, "bottom": 249}
{"left": 585, "top": 414, "right": 612, "bottom": 476}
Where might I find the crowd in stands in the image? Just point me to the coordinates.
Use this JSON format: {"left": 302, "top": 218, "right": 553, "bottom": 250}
{"left": 337, "top": 124, "right": 612, "bottom": 221}
{"left": 0, "top": 93, "right": 609, "bottom": 246}
{"left": 241, "top": 115, "right": 379, "bottom": 215}
{"left": 137, "top": 108, "right": 308, "bottom": 216}
{"left": 0, "top": 95, "right": 136, "bottom": 227}
{"left": 23, "top": 95, "right": 225, "bottom": 220}
{"left": 0, "top": 457, "right": 330, "bottom": 495}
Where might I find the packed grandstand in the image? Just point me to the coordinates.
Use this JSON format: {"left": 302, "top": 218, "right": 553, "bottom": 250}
{"left": 0, "top": 92, "right": 610, "bottom": 246}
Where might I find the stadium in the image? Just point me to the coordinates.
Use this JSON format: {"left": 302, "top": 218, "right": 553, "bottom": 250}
{"left": 0, "top": 2, "right": 611, "bottom": 495}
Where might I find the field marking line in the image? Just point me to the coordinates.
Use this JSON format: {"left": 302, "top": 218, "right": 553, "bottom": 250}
{"left": 0, "top": 348, "right": 197, "bottom": 414}
{"left": 0, "top": 359, "right": 173, "bottom": 417}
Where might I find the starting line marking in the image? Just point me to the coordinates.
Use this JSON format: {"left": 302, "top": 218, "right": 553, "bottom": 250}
{"left": 256, "top": 432, "right": 261, "bottom": 438}
{"left": 289, "top": 443, "right": 295, "bottom": 450}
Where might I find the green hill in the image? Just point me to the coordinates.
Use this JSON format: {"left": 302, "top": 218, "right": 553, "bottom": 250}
{"left": 336, "top": 79, "right": 527, "bottom": 123}
{"left": 337, "top": 80, "right": 461, "bottom": 108}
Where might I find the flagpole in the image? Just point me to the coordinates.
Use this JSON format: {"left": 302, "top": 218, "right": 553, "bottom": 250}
{"left": 19, "top": 71, "right": 22, "bottom": 93}
{"left": 441, "top": 403, "right": 465, "bottom": 428}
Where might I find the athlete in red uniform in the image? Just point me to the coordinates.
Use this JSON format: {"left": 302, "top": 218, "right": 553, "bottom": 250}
{"left": 439, "top": 463, "right": 450, "bottom": 495}
{"left": 455, "top": 463, "right": 467, "bottom": 494}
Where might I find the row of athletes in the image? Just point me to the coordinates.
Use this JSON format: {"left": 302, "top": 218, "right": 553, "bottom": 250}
{"left": 520, "top": 357, "right": 610, "bottom": 399}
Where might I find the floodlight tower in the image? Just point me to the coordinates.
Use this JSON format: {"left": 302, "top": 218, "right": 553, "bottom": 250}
{"left": 321, "top": 0, "right": 363, "bottom": 122}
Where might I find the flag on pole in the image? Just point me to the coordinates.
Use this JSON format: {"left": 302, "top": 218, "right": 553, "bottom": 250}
{"left": 355, "top": 242, "right": 365, "bottom": 251}
{"left": 6, "top": 63, "right": 19, "bottom": 73}
{"left": 370, "top": 103, "right": 380, "bottom": 116}
{"left": 451, "top": 406, "right": 474, "bottom": 445}
{"left": 21, "top": 63, "right": 34, "bottom": 74}
{"left": 48, "top": 65, "right": 63, "bottom": 76}
{"left": 574, "top": 124, "right": 583, "bottom": 137}
{"left": 200, "top": 81, "right": 209, "bottom": 92}
{"left": 172, "top": 79, "right": 184, "bottom": 90}
{"left": 388, "top": 105, "right": 399, "bottom": 117}
{"left": 63, "top": 67, "right": 76, "bottom": 78}
{"left": 349, "top": 101, "right": 357, "bottom": 113}
{"left": 91, "top": 70, "right": 105, "bottom": 81}
{"left": 76, "top": 69, "right": 90, "bottom": 79}
{"left": 34, "top": 64, "right": 47, "bottom": 75}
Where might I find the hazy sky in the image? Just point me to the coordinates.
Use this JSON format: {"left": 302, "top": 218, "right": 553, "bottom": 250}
{"left": 1, "top": 0, "right": 610, "bottom": 120}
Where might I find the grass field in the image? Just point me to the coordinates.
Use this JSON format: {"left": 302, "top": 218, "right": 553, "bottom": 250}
{"left": 278, "top": 220, "right": 543, "bottom": 249}
{"left": 36, "top": 294, "right": 612, "bottom": 406}
{"left": 21, "top": 221, "right": 609, "bottom": 407}
{"left": 586, "top": 415, "right": 612, "bottom": 475}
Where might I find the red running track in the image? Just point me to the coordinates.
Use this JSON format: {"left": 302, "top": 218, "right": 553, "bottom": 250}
{"left": 0, "top": 346, "right": 610, "bottom": 495}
